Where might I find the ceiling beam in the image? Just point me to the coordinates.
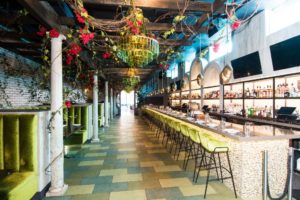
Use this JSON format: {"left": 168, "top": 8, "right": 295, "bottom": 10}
{"left": 194, "top": 0, "right": 225, "bottom": 30}
{"left": 82, "top": 0, "right": 212, "bottom": 12}
{"left": 0, "top": 41, "right": 42, "bottom": 49}
{"left": 17, "top": 50, "right": 42, "bottom": 56}
{"left": 57, "top": 17, "right": 196, "bottom": 33}
{"left": 180, "top": 0, "right": 226, "bottom": 43}
{"left": 17, "top": 0, "right": 65, "bottom": 30}
{"left": 95, "top": 35, "right": 192, "bottom": 46}
{"left": 0, "top": 31, "right": 41, "bottom": 41}
{"left": 103, "top": 68, "right": 153, "bottom": 72}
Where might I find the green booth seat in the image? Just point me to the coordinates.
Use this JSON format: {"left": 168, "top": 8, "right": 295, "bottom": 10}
{"left": 63, "top": 108, "right": 68, "bottom": 126}
{"left": 98, "top": 103, "right": 104, "bottom": 127}
{"left": 0, "top": 114, "right": 38, "bottom": 200}
{"left": 68, "top": 107, "right": 75, "bottom": 126}
{"left": 74, "top": 107, "right": 82, "bottom": 125}
{"left": 63, "top": 108, "right": 69, "bottom": 136}
{"left": 64, "top": 106, "right": 89, "bottom": 145}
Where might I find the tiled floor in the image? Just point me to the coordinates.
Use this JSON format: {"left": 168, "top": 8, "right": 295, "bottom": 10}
{"left": 44, "top": 110, "right": 240, "bottom": 200}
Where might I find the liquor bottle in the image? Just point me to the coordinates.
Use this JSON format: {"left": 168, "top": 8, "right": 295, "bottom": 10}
{"left": 284, "top": 83, "right": 290, "bottom": 97}
{"left": 276, "top": 84, "right": 280, "bottom": 97}
{"left": 253, "top": 88, "right": 257, "bottom": 98}
{"left": 246, "top": 88, "right": 250, "bottom": 98}
{"left": 290, "top": 83, "right": 296, "bottom": 97}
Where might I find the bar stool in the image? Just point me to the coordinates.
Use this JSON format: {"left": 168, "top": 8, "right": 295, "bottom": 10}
{"left": 195, "top": 136, "right": 237, "bottom": 198}
{"left": 183, "top": 127, "right": 202, "bottom": 170}
{"left": 174, "top": 124, "right": 191, "bottom": 167}
{"left": 168, "top": 120, "right": 181, "bottom": 154}
{"left": 164, "top": 119, "right": 175, "bottom": 152}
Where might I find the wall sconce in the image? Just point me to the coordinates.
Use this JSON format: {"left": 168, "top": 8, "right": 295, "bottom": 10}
{"left": 196, "top": 73, "right": 203, "bottom": 86}
{"left": 220, "top": 64, "right": 233, "bottom": 84}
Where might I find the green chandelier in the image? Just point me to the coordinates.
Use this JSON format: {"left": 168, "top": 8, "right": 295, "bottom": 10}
{"left": 117, "top": 35, "right": 159, "bottom": 67}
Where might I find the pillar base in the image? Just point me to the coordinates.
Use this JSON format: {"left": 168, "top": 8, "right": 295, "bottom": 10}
{"left": 91, "top": 138, "right": 100, "bottom": 143}
{"left": 46, "top": 184, "right": 68, "bottom": 197}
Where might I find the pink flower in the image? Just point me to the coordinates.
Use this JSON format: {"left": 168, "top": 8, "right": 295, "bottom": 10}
{"left": 66, "top": 55, "right": 73, "bottom": 65}
{"left": 102, "top": 52, "right": 112, "bottom": 59}
{"left": 137, "top": 20, "right": 143, "bottom": 26}
{"left": 69, "top": 43, "right": 82, "bottom": 55}
{"left": 80, "top": 32, "right": 94, "bottom": 45}
{"left": 131, "top": 27, "right": 140, "bottom": 35}
{"left": 213, "top": 42, "right": 220, "bottom": 53}
{"left": 65, "top": 100, "right": 72, "bottom": 108}
{"left": 76, "top": 13, "right": 85, "bottom": 24}
{"left": 37, "top": 26, "right": 47, "bottom": 37}
{"left": 230, "top": 20, "right": 241, "bottom": 30}
{"left": 49, "top": 29, "right": 60, "bottom": 38}
{"left": 127, "top": 20, "right": 133, "bottom": 28}
{"left": 89, "top": 32, "right": 94, "bottom": 40}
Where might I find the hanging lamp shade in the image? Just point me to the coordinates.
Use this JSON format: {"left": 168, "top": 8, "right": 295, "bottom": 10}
{"left": 118, "top": 35, "right": 159, "bottom": 67}
{"left": 220, "top": 64, "right": 233, "bottom": 84}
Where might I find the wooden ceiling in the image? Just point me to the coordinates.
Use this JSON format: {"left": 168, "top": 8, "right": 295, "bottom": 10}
{"left": 0, "top": 0, "right": 227, "bottom": 83}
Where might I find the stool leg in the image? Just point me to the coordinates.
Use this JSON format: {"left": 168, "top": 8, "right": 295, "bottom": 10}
{"left": 204, "top": 153, "right": 213, "bottom": 198}
{"left": 176, "top": 137, "right": 185, "bottom": 160}
{"left": 226, "top": 151, "right": 237, "bottom": 198}
{"left": 212, "top": 153, "right": 220, "bottom": 180}
{"left": 194, "top": 152, "right": 205, "bottom": 183}
{"left": 217, "top": 152, "right": 223, "bottom": 183}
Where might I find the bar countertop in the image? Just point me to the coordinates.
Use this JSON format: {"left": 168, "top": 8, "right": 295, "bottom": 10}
{"left": 147, "top": 107, "right": 300, "bottom": 141}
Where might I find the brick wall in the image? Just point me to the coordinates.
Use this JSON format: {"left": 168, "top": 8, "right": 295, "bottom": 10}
{"left": 0, "top": 48, "right": 86, "bottom": 108}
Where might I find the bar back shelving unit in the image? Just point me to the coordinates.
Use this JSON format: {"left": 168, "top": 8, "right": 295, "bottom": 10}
{"left": 223, "top": 73, "right": 300, "bottom": 119}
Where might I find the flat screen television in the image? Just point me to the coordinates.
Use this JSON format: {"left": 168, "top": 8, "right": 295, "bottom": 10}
{"left": 270, "top": 35, "right": 300, "bottom": 71}
{"left": 231, "top": 51, "right": 262, "bottom": 79}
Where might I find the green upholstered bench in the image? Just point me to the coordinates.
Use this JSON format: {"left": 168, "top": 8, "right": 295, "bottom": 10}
{"left": 98, "top": 103, "right": 104, "bottom": 127}
{"left": 64, "top": 106, "right": 89, "bottom": 145}
{"left": 0, "top": 114, "right": 38, "bottom": 200}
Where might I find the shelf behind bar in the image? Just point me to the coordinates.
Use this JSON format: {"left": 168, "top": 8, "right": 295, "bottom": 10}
{"left": 244, "top": 98, "right": 273, "bottom": 100}
{"left": 209, "top": 112, "right": 300, "bottom": 130}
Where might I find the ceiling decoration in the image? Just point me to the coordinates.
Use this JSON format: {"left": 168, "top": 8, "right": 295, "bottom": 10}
{"left": 0, "top": 0, "right": 259, "bottom": 92}
{"left": 116, "top": 7, "right": 159, "bottom": 68}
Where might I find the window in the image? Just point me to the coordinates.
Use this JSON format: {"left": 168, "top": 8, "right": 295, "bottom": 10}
{"left": 184, "top": 49, "right": 196, "bottom": 73}
{"left": 185, "top": 60, "right": 192, "bottom": 73}
{"left": 171, "top": 63, "right": 178, "bottom": 79}
{"left": 166, "top": 70, "right": 172, "bottom": 78}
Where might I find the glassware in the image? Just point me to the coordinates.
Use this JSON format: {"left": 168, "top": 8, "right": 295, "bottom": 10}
{"left": 220, "top": 117, "right": 226, "bottom": 130}
{"left": 205, "top": 113, "right": 210, "bottom": 123}
{"left": 244, "top": 122, "right": 253, "bottom": 137}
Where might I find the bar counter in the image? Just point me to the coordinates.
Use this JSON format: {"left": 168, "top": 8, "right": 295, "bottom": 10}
{"left": 145, "top": 107, "right": 296, "bottom": 200}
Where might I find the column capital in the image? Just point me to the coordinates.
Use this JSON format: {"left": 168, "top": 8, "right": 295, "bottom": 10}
{"left": 51, "top": 34, "right": 66, "bottom": 42}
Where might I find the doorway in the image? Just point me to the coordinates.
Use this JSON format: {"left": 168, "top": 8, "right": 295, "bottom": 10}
{"left": 120, "top": 90, "right": 135, "bottom": 114}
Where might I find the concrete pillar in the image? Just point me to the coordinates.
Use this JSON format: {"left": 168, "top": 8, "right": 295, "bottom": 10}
{"left": 110, "top": 88, "right": 113, "bottom": 119}
{"left": 47, "top": 34, "right": 68, "bottom": 196}
{"left": 92, "top": 72, "right": 99, "bottom": 142}
{"left": 104, "top": 81, "right": 109, "bottom": 127}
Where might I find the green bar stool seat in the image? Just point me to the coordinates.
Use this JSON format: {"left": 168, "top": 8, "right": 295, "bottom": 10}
{"left": 195, "top": 136, "right": 237, "bottom": 199}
